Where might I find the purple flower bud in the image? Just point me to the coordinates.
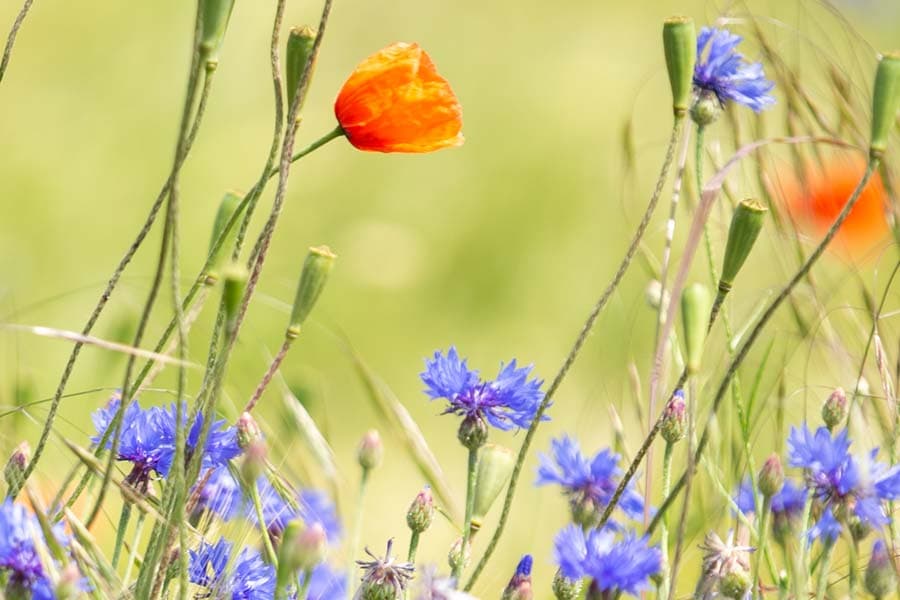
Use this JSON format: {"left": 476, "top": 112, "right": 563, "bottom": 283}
{"left": 457, "top": 414, "right": 488, "bottom": 450}
{"left": 865, "top": 539, "right": 896, "bottom": 597}
{"left": 757, "top": 454, "right": 784, "bottom": 498}
{"left": 406, "top": 486, "right": 434, "bottom": 534}
{"left": 358, "top": 430, "right": 383, "bottom": 471}
{"left": 4, "top": 442, "right": 30, "bottom": 493}
{"left": 501, "top": 555, "right": 533, "bottom": 600}
{"left": 822, "top": 387, "right": 847, "bottom": 430}
{"left": 661, "top": 390, "right": 687, "bottom": 444}
{"left": 236, "top": 411, "right": 263, "bottom": 450}
{"left": 358, "top": 540, "right": 414, "bottom": 600}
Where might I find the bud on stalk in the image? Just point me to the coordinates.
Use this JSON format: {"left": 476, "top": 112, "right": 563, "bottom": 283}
{"left": 662, "top": 16, "right": 697, "bottom": 117}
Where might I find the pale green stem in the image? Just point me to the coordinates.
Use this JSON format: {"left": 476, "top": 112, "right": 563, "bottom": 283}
{"left": 122, "top": 511, "right": 146, "bottom": 586}
{"left": 659, "top": 441, "right": 675, "bottom": 599}
{"left": 111, "top": 501, "right": 132, "bottom": 570}
{"left": 753, "top": 496, "right": 772, "bottom": 599}
{"left": 250, "top": 481, "right": 279, "bottom": 565}
{"left": 463, "top": 115, "right": 686, "bottom": 591}
{"left": 454, "top": 446, "right": 480, "bottom": 582}
{"left": 348, "top": 467, "right": 370, "bottom": 597}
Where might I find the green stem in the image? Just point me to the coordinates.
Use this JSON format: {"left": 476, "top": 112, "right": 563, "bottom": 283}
{"left": 659, "top": 441, "right": 675, "bottom": 599}
{"left": 648, "top": 159, "right": 879, "bottom": 536}
{"left": 848, "top": 537, "right": 859, "bottom": 598}
{"left": 297, "top": 569, "right": 313, "bottom": 600}
{"left": 814, "top": 541, "right": 835, "bottom": 600}
{"left": 250, "top": 481, "right": 279, "bottom": 565}
{"left": 454, "top": 446, "right": 480, "bottom": 582}
{"left": 463, "top": 115, "right": 686, "bottom": 592}
{"left": 0, "top": 0, "right": 35, "bottom": 85}
{"left": 753, "top": 496, "right": 772, "bottom": 599}
{"left": 246, "top": 336, "right": 294, "bottom": 413}
{"left": 665, "top": 377, "right": 697, "bottom": 600}
{"left": 110, "top": 501, "right": 133, "bottom": 570}
{"left": 122, "top": 510, "right": 146, "bottom": 586}
{"left": 407, "top": 530, "right": 420, "bottom": 563}
{"left": 348, "top": 467, "right": 370, "bottom": 590}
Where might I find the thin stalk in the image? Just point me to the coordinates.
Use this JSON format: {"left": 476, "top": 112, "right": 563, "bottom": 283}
{"left": 348, "top": 468, "right": 370, "bottom": 591}
{"left": 407, "top": 530, "right": 420, "bottom": 563}
{"left": 665, "top": 377, "right": 697, "bottom": 600}
{"left": 245, "top": 336, "right": 294, "bottom": 413}
{"left": 250, "top": 481, "right": 279, "bottom": 565}
{"left": 0, "top": 0, "right": 34, "bottom": 84}
{"left": 658, "top": 441, "right": 675, "bottom": 599}
{"left": 794, "top": 495, "right": 814, "bottom": 598}
{"left": 29, "top": 61, "right": 218, "bottom": 504}
{"left": 753, "top": 496, "right": 773, "bottom": 599}
{"left": 463, "top": 115, "right": 686, "bottom": 591}
{"left": 848, "top": 537, "right": 859, "bottom": 598}
{"left": 122, "top": 511, "right": 147, "bottom": 586}
{"left": 297, "top": 569, "right": 314, "bottom": 600}
{"left": 453, "top": 446, "right": 479, "bottom": 582}
{"left": 648, "top": 160, "right": 879, "bottom": 536}
{"left": 814, "top": 541, "right": 835, "bottom": 600}
{"left": 111, "top": 502, "right": 133, "bottom": 570}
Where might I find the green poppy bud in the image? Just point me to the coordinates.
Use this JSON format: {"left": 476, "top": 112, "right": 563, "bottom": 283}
{"left": 663, "top": 17, "right": 697, "bottom": 117}
{"left": 681, "top": 283, "right": 712, "bottom": 374}
{"left": 472, "top": 444, "right": 515, "bottom": 527}
{"left": 870, "top": 51, "right": 900, "bottom": 158}
{"left": 222, "top": 262, "right": 247, "bottom": 338}
{"left": 285, "top": 26, "right": 318, "bottom": 116}
{"left": 206, "top": 191, "right": 242, "bottom": 280}
{"left": 199, "top": 0, "right": 236, "bottom": 62}
{"left": 288, "top": 245, "right": 336, "bottom": 336}
{"left": 719, "top": 199, "right": 767, "bottom": 293}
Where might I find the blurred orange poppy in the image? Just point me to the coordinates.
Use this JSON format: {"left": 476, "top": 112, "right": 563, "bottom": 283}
{"left": 782, "top": 158, "right": 890, "bottom": 259}
{"left": 334, "top": 42, "right": 464, "bottom": 153}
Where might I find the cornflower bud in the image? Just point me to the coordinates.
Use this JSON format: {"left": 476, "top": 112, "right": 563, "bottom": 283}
{"left": 55, "top": 563, "right": 82, "bottom": 600}
{"left": 289, "top": 522, "right": 328, "bottom": 572}
{"left": 870, "top": 52, "right": 900, "bottom": 159}
{"left": 288, "top": 246, "right": 336, "bottom": 337}
{"left": 206, "top": 191, "right": 242, "bottom": 281}
{"left": 285, "top": 26, "right": 318, "bottom": 115}
{"left": 199, "top": 0, "right": 236, "bottom": 62}
{"left": 661, "top": 390, "right": 687, "bottom": 444}
{"left": 681, "top": 283, "right": 712, "bottom": 374}
{"left": 719, "top": 569, "right": 751, "bottom": 599}
{"left": 822, "top": 387, "right": 848, "bottom": 430}
{"left": 662, "top": 16, "right": 697, "bottom": 117}
{"left": 864, "top": 539, "right": 896, "bottom": 598}
{"left": 448, "top": 537, "right": 470, "bottom": 573}
{"left": 757, "top": 454, "right": 784, "bottom": 498}
{"left": 472, "top": 444, "right": 515, "bottom": 527}
{"left": 501, "top": 555, "right": 533, "bottom": 600}
{"left": 719, "top": 199, "right": 767, "bottom": 294}
{"left": 358, "top": 430, "right": 383, "bottom": 471}
{"left": 358, "top": 540, "right": 414, "bottom": 600}
{"left": 552, "top": 569, "right": 582, "bottom": 600}
{"left": 240, "top": 439, "right": 267, "bottom": 486}
{"left": 236, "top": 411, "right": 263, "bottom": 450}
{"left": 691, "top": 91, "right": 722, "bottom": 127}
{"left": 457, "top": 414, "right": 488, "bottom": 451}
{"left": 406, "top": 486, "right": 434, "bottom": 534}
{"left": 4, "top": 442, "right": 29, "bottom": 495}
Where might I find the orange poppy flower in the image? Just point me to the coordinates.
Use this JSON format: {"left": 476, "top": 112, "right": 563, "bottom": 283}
{"left": 334, "top": 42, "right": 464, "bottom": 153}
{"left": 782, "top": 157, "right": 890, "bottom": 260}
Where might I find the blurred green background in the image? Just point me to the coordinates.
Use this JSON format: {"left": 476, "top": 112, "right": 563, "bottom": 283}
{"left": 3, "top": 0, "right": 900, "bottom": 595}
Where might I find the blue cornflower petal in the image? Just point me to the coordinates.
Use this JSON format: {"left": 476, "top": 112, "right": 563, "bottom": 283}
{"left": 536, "top": 436, "right": 644, "bottom": 521}
{"left": 189, "top": 538, "right": 276, "bottom": 600}
{"left": 693, "top": 27, "right": 775, "bottom": 112}
{"left": 734, "top": 478, "right": 756, "bottom": 515}
{"left": 421, "top": 348, "right": 544, "bottom": 432}
{"left": 771, "top": 479, "right": 807, "bottom": 517}
{"left": 304, "top": 564, "right": 347, "bottom": 600}
{"left": 874, "top": 464, "right": 900, "bottom": 499}
{"left": 0, "top": 500, "right": 69, "bottom": 598}
{"left": 554, "top": 524, "right": 589, "bottom": 580}
{"left": 807, "top": 508, "right": 842, "bottom": 545}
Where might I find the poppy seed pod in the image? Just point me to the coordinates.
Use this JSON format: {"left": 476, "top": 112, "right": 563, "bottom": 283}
{"left": 662, "top": 16, "right": 696, "bottom": 116}
{"left": 222, "top": 262, "right": 247, "bottom": 338}
{"left": 207, "top": 191, "right": 242, "bottom": 277}
{"left": 285, "top": 26, "right": 318, "bottom": 116}
{"left": 472, "top": 444, "right": 515, "bottom": 526}
{"left": 719, "top": 199, "right": 767, "bottom": 294}
{"left": 681, "top": 283, "right": 712, "bottom": 374}
{"left": 199, "top": 0, "right": 236, "bottom": 61}
{"left": 870, "top": 52, "right": 900, "bottom": 158}
{"left": 288, "top": 246, "right": 336, "bottom": 336}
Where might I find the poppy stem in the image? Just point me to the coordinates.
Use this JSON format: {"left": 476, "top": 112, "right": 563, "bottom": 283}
{"left": 0, "top": 0, "right": 34, "bottom": 85}
{"left": 463, "top": 115, "right": 686, "bottom": 591}
{"left": 647, "top": 159, "right": 880, "bottom": 537}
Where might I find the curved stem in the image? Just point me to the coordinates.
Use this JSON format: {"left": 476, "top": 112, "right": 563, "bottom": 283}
{"left": 0, "top": 0, "right": 34, "bottom": 85}
{"left": 648, "top": 160, "right": 878, "bottom": 535}
{"left": 753, "top": 496, "right": 772, "bottom": 599}
{"left": 814, "top": 541, "right": 835, "bottom": 600}
{"left": 463, "top": 116, "right": 686, "bottom": 591}
{"left": 245, "top": 337, "right": 294, "bottom": 413}
{"left": 250, "top": 481, "right": 279, "bottom": 565}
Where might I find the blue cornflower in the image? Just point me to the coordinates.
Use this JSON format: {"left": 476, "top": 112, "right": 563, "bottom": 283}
{"left": 302, "top": 563, "right": 346, "bottom": 600}
{"left": 553, "top": 524, "right": 660, "bottom": 597}
{"left": 788, "top": 423, "right": 900, "bottom": 530}
{"left": 0, "top": 500, "right": 62, "bottom": 600}
{"left": 536, "top": 436, "right": 644, "bottom": 526}
{"left": 421, "top": 348, "right": 544, "bottom": 439}
{"left": 807, "top": 508, "right": 842, "bottom": 546}
{"left": 92, "top": 398, "right": 241, "bottom": 492}
{"left": 693, "top": 27, "right": 775, "bottom": 113}
{"left": 193, "top": 468, "right": 341, "bottom": 543}
{"left": 734, "top": 477, "right": 806, "bottom": 517}
{"left": 189, "top": 538, "right": 276, "bottom": 600}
